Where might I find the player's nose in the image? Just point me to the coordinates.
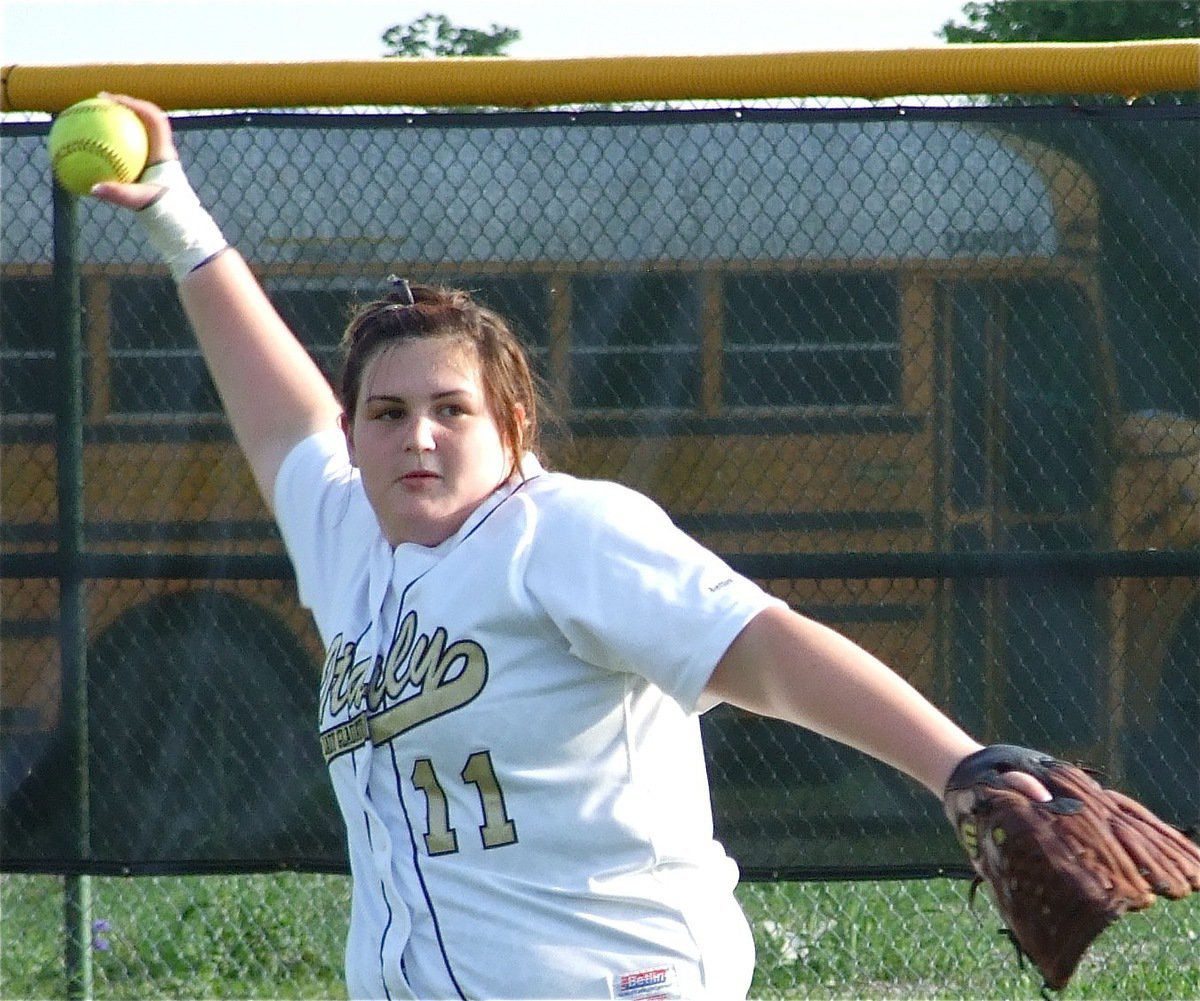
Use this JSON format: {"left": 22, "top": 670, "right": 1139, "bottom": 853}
{"left": 404, "top": 414, "right": 436, "bottom": 452}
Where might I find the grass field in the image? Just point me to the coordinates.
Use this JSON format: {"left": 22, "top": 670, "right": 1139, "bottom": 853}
{"left": 2, "top": 872, "right": 1197, "bottom": 999}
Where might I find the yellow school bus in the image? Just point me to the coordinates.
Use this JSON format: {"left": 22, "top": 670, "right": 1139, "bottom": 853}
{"left": 2, "top": 113, "right": 1196, "bottom": 857}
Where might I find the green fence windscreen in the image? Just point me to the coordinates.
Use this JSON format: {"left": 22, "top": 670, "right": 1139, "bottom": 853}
{"left": 2, "top": 104, "right": 1197, "bottom": 879}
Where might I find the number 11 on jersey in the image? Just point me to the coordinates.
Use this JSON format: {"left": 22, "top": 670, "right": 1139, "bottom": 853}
{"left": 411, "top": 750, "right": 519, "bottom": 856}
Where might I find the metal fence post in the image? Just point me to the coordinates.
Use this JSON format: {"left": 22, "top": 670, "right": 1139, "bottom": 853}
{"left": 53, "top": 177, "right": 92, "bottom": 1000}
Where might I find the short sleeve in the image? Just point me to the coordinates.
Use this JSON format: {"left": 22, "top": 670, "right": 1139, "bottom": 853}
{"left": 521, "top": 479, "right": 784, "bottom": 712}
{"left": 273, "top": 429, "right": 377, "bottom": 612}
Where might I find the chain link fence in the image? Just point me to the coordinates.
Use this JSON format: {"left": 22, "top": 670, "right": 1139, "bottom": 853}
{"left": 2, "top": 94, "right": 1198, "bottom": 997}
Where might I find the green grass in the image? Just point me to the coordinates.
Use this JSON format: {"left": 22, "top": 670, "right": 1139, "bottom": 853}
{"left": 738, "top": 880, "right": 1200, "bottom": 999}
{"left": 1, "top": 873, "right": 349, "bottom": 1000}
{"left": 2, "top": 873, "right": 1198, "bottom": 999}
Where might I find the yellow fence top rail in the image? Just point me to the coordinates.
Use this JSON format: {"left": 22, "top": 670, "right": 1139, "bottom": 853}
{"left": 3, "top": 40, "right": 1198, "bottom": 113}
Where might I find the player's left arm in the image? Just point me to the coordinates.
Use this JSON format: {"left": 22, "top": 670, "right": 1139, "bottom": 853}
{"left": 704, "top": 604, "right": 1047, "bottom": 799}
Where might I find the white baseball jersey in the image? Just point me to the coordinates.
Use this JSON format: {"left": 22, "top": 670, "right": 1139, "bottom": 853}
{"left": 274, "top": 429, "right": 785, "bottom": 1000}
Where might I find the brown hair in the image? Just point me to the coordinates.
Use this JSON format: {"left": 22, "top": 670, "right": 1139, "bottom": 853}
{"left": 339, "top": 282, "right": 544, "bottom": 477}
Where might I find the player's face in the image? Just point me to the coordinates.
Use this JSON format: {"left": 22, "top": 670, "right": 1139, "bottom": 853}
{"left": 344, "top": 337, "right": 514, "bottom": 547}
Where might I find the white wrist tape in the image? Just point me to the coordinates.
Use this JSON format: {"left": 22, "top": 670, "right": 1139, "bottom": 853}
{"left": 136, "top": 160, "right": 229, "bottom": 282}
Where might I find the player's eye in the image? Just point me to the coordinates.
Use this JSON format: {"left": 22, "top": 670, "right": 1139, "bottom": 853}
{"left": 368, "top": 404, "right": 406, "bottom": 421}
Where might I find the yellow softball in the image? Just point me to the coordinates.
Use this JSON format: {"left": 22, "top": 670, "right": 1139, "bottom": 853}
{"left": 47, "top": 96, "right": 149, "bottom": 196}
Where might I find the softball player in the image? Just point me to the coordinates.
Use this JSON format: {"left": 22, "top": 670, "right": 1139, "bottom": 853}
{"left": 96, "top": 95, "right": 1049, "bottom": 1000}
{"left": 280, "top": 424, "right": 775, "bottom": 998}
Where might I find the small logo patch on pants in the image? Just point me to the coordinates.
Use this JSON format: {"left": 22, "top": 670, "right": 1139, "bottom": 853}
{"left": 612, "top": 964, "right": 681, "bottom": 1000}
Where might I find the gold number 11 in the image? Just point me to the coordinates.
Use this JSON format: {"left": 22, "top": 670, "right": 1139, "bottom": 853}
{"left": 411, "top": 750, "right": 519, "bottom": 856}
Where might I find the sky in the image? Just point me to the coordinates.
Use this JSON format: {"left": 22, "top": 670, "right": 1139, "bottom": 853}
{"left": 2, "top": 0, "right": 971, "bottom": 65}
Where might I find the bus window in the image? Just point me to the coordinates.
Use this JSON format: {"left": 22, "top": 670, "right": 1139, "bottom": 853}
{"left": 0, "top": 275, "right": 58, "bottom": 416}
{"left": 949, "top": 282, "right": 991, "bottom": 513}
{"left": 722, "top": 271, "right": 900, "bottom": 408}
{"left": 448, "top": 273, "right": 551, "bottom": 355}
{"left": 1002, "top": 280, "right": 1100, "bottom": 517}
{"left": 949, "top": 278, "right": 1102, "bottom": 521}
{"left": 270, "top": 287, "right": 353, "bottom": 381}
{"left": 427, "top": 272, "right": 552, "bottom": 384}
{"left": 569, "top": 271, "right": 700, "bottom": 412}
{"left": 110, "top": 276, "right": 220, "bottom": 414}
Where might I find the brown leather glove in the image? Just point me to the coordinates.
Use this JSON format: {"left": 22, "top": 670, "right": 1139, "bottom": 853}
{"left": 943, "top": 744, "right": 1200, "bottom": 991}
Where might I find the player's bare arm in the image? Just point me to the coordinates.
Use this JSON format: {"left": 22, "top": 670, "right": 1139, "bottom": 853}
{"left": 705, "top": 604, "right": 1047, "bottom": 799}
{"left": 174, "top": 257, "right": 343, "bottom": 503}
{"left": 90, "top": 94, "right": 342, "bottom": 507}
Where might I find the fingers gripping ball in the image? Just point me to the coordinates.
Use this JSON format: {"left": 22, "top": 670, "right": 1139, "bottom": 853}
{"left": 48, "top": 97, "right": 149, "bottom": 196}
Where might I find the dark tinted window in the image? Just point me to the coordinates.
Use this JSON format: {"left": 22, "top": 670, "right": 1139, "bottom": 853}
{"left": 110, "top": 276, "right": 217, "bottom": 414}
{"left": 569, "top": 273, "right": 700, "bottom": 411}
{"left": 0, "top": 275, "right": 58, "bottom": 415}
{"left": 723, "top": 272, "right": 899, "bottom": 407}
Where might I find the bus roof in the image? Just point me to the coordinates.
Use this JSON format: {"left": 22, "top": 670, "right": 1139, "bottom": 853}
{"left": 3, "top": 116, "right": 1094, "bottom": 268}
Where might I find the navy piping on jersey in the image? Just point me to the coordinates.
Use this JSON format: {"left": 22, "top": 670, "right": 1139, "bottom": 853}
{"left": 356, "top": 779, "right": 397, "bottom": 1001}
{"left": 373, "top": 555, "right": 463, "bottom": 996}
{"left": 356, "top": 472, "right": 541, "bottom": 996}
{"left": 393, "top": 741, "right": 468, "bottom": 1000}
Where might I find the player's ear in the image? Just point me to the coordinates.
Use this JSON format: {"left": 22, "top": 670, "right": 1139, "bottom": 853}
{"left": 340, "top": 412, "right": 357, "bottom": 466}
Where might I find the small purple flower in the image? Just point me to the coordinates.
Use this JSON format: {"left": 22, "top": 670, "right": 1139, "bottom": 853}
{"left": 91, "top": 918, "right": 111, "bottom": 952}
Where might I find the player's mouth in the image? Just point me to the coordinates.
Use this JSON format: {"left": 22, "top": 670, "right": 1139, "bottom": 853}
{"left": 400, "top": 469, "right": 440, "bottom": 484}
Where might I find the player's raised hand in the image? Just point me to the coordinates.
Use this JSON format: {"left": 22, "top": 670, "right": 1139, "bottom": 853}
{"left": 90, "top": 93, "right": 178, "bottom": 209}
{"left": 85, "top": 95, "right": 227, "bottom": 283}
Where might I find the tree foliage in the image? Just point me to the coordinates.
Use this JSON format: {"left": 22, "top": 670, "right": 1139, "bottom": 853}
{"left": 939, "top": 1, "right": 1199, "bottom": 43}
{"left": 382, "top": 12, "right": 520, "bottom": 58}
